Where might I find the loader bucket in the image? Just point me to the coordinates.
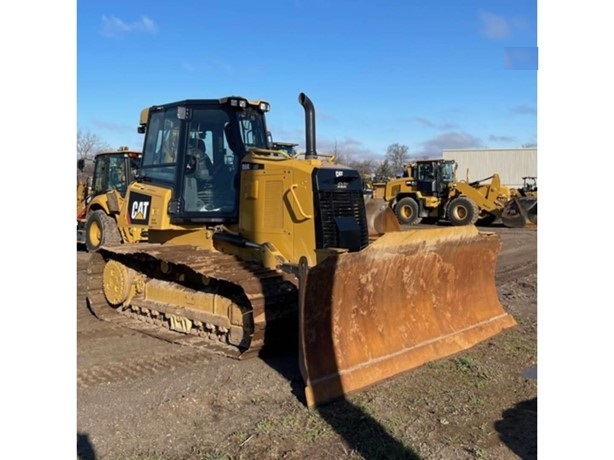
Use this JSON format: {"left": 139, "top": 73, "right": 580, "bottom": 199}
{"left": 365, "top": 198, "right": 400, "bottom": 236}
{"left": 298, "top": 225, "right": 516, "bottom": 408}
{"left": 501, "top": 197, "right": 538, "bottom": 228}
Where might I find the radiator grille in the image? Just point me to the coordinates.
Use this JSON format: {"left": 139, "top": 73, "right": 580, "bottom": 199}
{"left": 315, "top": 189, "right": 369, "bottom": 251}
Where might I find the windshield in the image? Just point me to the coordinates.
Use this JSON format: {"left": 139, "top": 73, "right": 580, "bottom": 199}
{"left": 93, "top": 154, "right": 128, "bottom": 196}
{"left": 438, "top": 162, "right": 455, "bottom": 182}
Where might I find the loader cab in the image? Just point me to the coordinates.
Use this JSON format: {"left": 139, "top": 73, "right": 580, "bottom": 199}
{"left": 414, "top": 160, "right": 456, "bottom": 196}
{"left": 138, "top": 97, "right": 270, "bottom": 224}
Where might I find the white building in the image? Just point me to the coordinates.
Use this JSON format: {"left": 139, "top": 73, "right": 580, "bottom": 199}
{"left": 442, "top": 148, "right": 537, "bottom": 189}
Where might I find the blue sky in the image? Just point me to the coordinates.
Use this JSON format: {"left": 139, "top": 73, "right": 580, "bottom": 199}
{"left": 77, "top": 0, "right": 537, "bottom": 160}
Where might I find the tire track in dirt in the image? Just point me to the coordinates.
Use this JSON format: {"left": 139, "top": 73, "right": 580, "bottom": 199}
{"left": 496, "top": 259, "right": 537, "bottom": 285}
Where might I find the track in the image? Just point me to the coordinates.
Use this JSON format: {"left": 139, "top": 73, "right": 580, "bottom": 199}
{"left": 86, "top": 243, "right": 299, "bottom": 361}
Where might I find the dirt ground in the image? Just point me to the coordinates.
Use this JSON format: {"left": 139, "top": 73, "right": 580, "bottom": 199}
{"left": 77, "top": 224, "right": 537, "bottom": 460}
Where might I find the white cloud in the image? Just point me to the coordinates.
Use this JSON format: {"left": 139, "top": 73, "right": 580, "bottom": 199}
{"left": 478, "top": 10, "right": 534, "bottom": 41}
{"left": 511, "top": 104, "right": 537, "bottom": 115}
{"left": 100, "top": 15, "right": 158, "bottom": 38}
{"left": 479, "top": 11, "right": 511, "bottom": 39}
{"left": 504, "top": 47, "right": 538, "bottom": 70}
{"left": 414, "top": 117, "right": 458, "bottom": 131}
{"left": 417, "top": 132, "right": 484, "bottom": 157}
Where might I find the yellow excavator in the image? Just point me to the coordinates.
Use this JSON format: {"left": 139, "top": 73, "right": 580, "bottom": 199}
{"left": 86, "top": 93, "right": 516, "bottom": 408}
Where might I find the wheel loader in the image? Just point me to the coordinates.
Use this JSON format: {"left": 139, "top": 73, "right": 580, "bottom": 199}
{"left": 381, "top": 159, "right": 535, "bottom": 228}
{"left": 500, "top": 176, "right": 538, "bottom": 227}
{"left": 77, "top": 148, "right": 146, "bottom": 251}
{"left": 86, "top": 93, "right": 516, "bottom": 408}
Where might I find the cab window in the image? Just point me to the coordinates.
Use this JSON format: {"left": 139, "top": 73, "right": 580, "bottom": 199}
{"left": 140, "top": 110, "right": 180, "bottom": 184}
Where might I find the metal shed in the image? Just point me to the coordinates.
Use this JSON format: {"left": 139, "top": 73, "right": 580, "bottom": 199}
{"left": 442, "top": 148, "right": 537, "bottom": 189}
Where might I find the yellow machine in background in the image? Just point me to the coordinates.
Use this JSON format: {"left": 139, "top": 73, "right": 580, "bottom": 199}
{"left": 86, "top": 93, "right": 515, "bottom": 408}
{"left": 380, "top": 160, "right": 535, "bottom": 228}
{"left": 501, "top": 176, "right": 538, "bottom": 227}
{"left": 77, "top": 148, "right": 146, "bottom": 251}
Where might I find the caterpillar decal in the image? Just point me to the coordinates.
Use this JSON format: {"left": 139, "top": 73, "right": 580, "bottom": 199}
{"left": 127, "top": 192, "right": 152, "bottom": 225}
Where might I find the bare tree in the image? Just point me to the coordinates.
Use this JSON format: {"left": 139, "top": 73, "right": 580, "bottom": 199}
{"left": 77, "top": 129, "right": 111, "bottom": 159}
{"left": 76, "top": 129, "right": 112, "bottom": 194}
{"left": 331, "top": 141, "right": 351, "bottom": 166}
{"left": 385, "top": 143, "right": 410, "bottom": 176}
{"left": 346, "top": 158, "right": 377, "bottom": 178}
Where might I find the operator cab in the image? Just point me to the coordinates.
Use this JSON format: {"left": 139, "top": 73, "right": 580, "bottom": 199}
{"left": 137, "top": 97, "right": 270, "bottom": 223}
{"left": 415, "top": 160, "right": 456, "bottom": 196}
{"left": 91, "top": 149, "right": 142, "bottom": 197}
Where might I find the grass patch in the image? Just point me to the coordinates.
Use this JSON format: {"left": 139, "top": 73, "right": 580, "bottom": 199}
{"left": 467, "top": 446, "right": 488, "bottom": 459}
{"left": 454, "top": 356, "right": 477, "bottom": 372}
{"left": 255, "top": 417, "right": 274, "bottom": 434}
{"left": 452, "top": 356, "right": 491, "bottom": 388}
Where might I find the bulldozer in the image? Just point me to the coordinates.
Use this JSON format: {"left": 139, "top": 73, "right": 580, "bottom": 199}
{"left": 86, "top": 93, "right": 516, "bottom": 408}
{"left": 77, "top": 147, "right": 146, "bottom": 251}
{"left": 380, "top": 159, "right": 536, "bottom": 228}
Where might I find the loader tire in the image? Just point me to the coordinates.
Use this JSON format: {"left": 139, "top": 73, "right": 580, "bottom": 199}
{"left": 85, "top": 210, "right": 122, "bottom": 252}
{"left": 395, "top": 197, "right": 422, "bottom": 225}
{"left": 447, "top": 197, "right": 479, "bottom": 226}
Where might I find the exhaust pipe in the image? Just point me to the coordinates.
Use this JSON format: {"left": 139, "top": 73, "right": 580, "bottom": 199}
{"left": 298, "top": 93, "right": 317, "bottom": 159}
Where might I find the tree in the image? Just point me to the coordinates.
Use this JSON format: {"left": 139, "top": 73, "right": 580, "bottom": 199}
{"left": 331, "top": 141, "right": 350, "bottom": 166}
{"left": 385, "top": 143, "right": 410, "bottom": 176}
{"left": 347, "top": 158, "right": 377, "bottom": 178}
{"left": 77, "top": 129, "right": 112, "bottom": 189}
{"left": 77, "top": 129, "right": 111, "bottom": 159}
{"left": 374, "top": 159, "right": 394, "bottom": 181}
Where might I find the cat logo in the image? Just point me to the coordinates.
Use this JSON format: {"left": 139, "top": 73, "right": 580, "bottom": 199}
{"left": 335, "top": 170, "right": 344, "bottom": 177}
{"left": 128, "top": 192, "right": 152, "bottom": 225}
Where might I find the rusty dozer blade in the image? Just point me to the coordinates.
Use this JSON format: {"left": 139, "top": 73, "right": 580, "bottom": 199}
{"left": 298, "top": 225, "right": 516, "bottom": 408}
{"left": 501, "top": 196, "right": 537, "bottom": 228}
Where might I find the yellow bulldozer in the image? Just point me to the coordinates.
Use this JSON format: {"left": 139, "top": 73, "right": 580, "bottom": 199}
{"left": 379, "top": 159, "right": 536, "bottom": 228}
{"left": 77, "top": 148, "right": 146, "bottom": 251}
{"left": 86, "top": 93, "right": 516, "bottom": 408}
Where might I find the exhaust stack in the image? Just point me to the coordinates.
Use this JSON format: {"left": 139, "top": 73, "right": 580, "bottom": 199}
{"left": 298, "top": 93, "right": 317, "bottom": 159}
